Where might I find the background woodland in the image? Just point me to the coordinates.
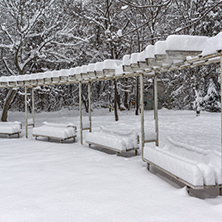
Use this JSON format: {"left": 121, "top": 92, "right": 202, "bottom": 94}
{"left": 0, "top": 0, "right": 221, "bottom": 120}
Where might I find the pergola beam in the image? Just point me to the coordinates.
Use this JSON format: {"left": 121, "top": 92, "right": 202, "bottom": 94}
{"left": 0, "top": 52, "right": 221, "bottom": 90}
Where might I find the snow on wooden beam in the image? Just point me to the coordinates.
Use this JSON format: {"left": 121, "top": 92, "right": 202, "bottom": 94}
{"left": 7, "top": 76, "right": 17, "bottom": 87}
{"left": 43, "top": 71, "right": 52, "bottom": 85}
{"left": 201, "top": 32, "right": 222, "bottom": 57}
{"left": 68, "top": 68, "right": 77, "bottom": 83}
{"left": 35, "top": 73, "right": 44, "bottom": 86}
{"left": 95, "top": 62, "right": 104, "bottom": 78}
{"left": 51, "top": 70, "right": 60, "bottom": 84}
{"left": 0, "top": 32, "right": 222, "bottom": 89}
{"left": 166, "top": 35, "right": 208, "bottom": 60}
{"left": 30, "top": 74, "right": 39, "bottom": 87}
{"left": 23, "top": 74, "right": 32, "bottom": 87}
{"left": 16, "top": 75, "right": 25, "bottom": 87}
{"left": 206, "top": 57, "right": 220, "bottom": 65}
{"left": 0, "top": 76, "right": 8, "bottom": 87}
{"left": 154, "top": 40, "right": 167, "bottom": 62}
{"left": 122, "top": 55, "right": 133, "bottom": 72}
{"left": 60, "top": 69, "right": 69, "bottom": 84}
{"left": 145, "top": 45, "right": 155, "bottom": 66}
{"left": 81, "top": 65, "right": 88, "bottom": 75}
{"left": 87, "top": 63, "right": 97, "bottom": 81}
{"left": 137, "top": 51, "right": 148, "bottom": 69}
{"left": 130, "top": 53, "right": 140, "bottom": 69}
{"left": 103, "top": 59, "right": 122, "bottom": 76}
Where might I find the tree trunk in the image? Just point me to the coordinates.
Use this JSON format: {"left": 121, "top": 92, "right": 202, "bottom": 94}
{"left": 114, "top": 79, "right": 119, "bottom": 121}
{"left": 1, "top": 89, "right": 17, "bottom": 122}
{"left": 135, "top": 76, "right": 139, "bottom": 115}
{"left": 82, "top": 98, "right": 89, "bottom": 113}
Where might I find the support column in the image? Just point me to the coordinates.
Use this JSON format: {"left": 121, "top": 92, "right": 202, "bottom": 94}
{"left": 153, "top": 78, "right": 156, "bottom": 120}
{"left": 25, "top": 87, "right": 28, "bottom": 138}
{"left": 154, "top": 73, "right": 159, "bottom": 146}
{"left": 220, "top": 54, "right": 222, "bottom": 176}
{"left": 32, "top": 87, "right": 35, "bottom": 127}
{"left": 88, "top": 82, "right": 92, "bottom": 132}
{"left": 79, "top": 82, "right": 83, "bottom": 144}
{"left": 140, "top": 73, "right": 145, "bottom": 159}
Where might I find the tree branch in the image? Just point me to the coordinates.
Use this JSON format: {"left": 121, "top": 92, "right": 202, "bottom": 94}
{"left": 119, "top": 0, "right": 172, "bottom": 9}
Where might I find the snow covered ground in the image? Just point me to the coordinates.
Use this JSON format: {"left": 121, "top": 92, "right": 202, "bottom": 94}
{"left": 0, "top": 108, "right": 221, "bottom": 222}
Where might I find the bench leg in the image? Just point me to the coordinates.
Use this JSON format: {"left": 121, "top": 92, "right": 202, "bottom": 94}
{"left": 89, "top": 144, "right": 91, "bottom": 148}
{"left": 186, "top": 186, "right": 191, "bottom": 194}
{"left": 147, "top": 163, "right": 150, "bottom": 171}
{"left": 135, "top": 149, "right": 138, "bottom": 156}
{"left": 18, "top": 133, "right": 20, "bottom": 138}
{"left": 116, "top": 152, "right": 120, "bottom": 156}
{"left": 219, "top": 187, "right": 222, "bottom": 196}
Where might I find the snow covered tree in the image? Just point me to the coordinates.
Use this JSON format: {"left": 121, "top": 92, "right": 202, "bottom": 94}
{"left": 0, "top": 0, "right": 92, "bottom": 121}
{"left": 75, "top": 0, "right": 132, "bottom": 120}
{"left": 1, "top": 0, "right": 221, "bottom": 117}
{"left": 162, "top": 0, "right": 222, "bottom": 111}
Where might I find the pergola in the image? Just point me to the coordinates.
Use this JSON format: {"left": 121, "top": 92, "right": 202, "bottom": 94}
{"left": 0, "top": 32, "right": 221, "bottom": 160}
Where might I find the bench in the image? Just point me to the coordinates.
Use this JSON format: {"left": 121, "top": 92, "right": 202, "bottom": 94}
{"left": 0, "top": 121, "right": 22, "bottom": 138}
{"left": 85, "top": 126, "right": 139, "bottom": 155}
{"left": 144, "top": 137, "right": 222, "bottom": 194}
{"left": 32, "top": 122, "right": 77, "bottom": 143}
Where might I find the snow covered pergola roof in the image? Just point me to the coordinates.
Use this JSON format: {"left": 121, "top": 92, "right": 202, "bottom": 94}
{"left": 0, "top": 32, "right": 221, "bottom": 89}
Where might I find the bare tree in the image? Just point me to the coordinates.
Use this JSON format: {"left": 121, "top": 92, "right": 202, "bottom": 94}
{"left": 0, "top": 0, "right": 92, "bottom": 121}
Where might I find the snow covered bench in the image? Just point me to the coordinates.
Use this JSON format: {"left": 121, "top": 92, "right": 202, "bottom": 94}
{"left": 0, "top": 121, "right": 22, "bottom": 138}
{"left": 85, "top": 126, "right": 139, "bottom": 155}
{"left": 144, "top": 137, "right": 222, "bottom": 194}
{"left": 32, "top": 122, "right": 77, "bottom": 143}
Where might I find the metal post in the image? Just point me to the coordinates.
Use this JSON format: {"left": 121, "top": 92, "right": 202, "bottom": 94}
{"left": 153, "top": 78, "right": 156, "bottom": 120}
{"left": 154, "top": 73, "right": 159, "bottom": 146}
{"left": 32, "top": 87, "right": 35, "bottom": 127}
{"left": 140, "top": 73, "right": 145, "bottom": 159}
{"left": 25, "top": 87, "right": 28, "bottom": 138}
{"left": 79, "top": 82, "right": 83, "bottom": 144}
{"left": 220, "top": 54, "right": 222, "bottom": 174}
{"left": 88, "top": 82, "right": 92, "bottom": 132}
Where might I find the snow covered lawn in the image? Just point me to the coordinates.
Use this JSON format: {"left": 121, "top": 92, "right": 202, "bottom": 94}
{"left": 0, "top": 108, "right": 221, "bottom": 222}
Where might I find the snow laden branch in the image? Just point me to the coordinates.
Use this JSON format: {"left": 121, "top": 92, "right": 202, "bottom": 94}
{"left": 72, "top": 11, "right": 106, "bottom": 30}
{"left": 20, "top": 1, "right": 55, "bottom": 37}
{"left": 46, "top": 51, "right": 74, "bottom": 63}
{"left": 0, "top": 24, "right": 15, "bottom": 45}
{"left": 2, "top": 58, "right": 14, "bottom": 76}
{"left": 2, "top": 0, "right": 55, "bottom": 37}
{"left": 119, "top": 0, "right": 172, "bottom": 9}
{"left": 173, "top": 0, "right": 222, "bottom": 34}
